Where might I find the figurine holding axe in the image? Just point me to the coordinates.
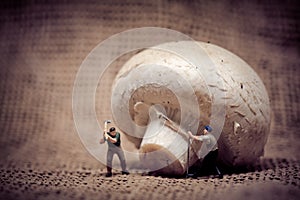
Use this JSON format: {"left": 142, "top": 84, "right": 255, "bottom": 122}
{"left": 99, "top": 120, "right": 129, "bottom": 177}
{"left": 100, "top": 120, "right": 111, "bottom": 143}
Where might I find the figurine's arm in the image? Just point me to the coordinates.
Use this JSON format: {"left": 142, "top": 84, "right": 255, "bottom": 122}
{"left": 188, "top": 131, "right": 202, "bottom": 141}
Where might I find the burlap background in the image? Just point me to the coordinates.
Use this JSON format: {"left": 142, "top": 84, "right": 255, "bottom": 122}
{"left": 0, "top": 0, "right": 299, "bottom": 199}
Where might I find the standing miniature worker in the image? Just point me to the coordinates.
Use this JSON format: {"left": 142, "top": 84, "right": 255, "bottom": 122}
{"left": 188, "top": 125, "right": 223, "bottom": 178}
{"left": 100, "top": 127, "right": 129, "bottom": 177}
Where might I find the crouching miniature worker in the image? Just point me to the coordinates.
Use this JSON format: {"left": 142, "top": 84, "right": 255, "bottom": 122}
{"left": 188, "top": 125, "right": 223, "bottom": 178}
{"left": 100, "top": 127, "right": 129, "bottom": 177}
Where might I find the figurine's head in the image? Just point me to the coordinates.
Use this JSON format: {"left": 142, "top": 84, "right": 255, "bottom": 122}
{"left": 109, "top": 127, "right": 116, "bottom": 135}
{"left": 204, "top": 125, "right": 212, "bottom": 134}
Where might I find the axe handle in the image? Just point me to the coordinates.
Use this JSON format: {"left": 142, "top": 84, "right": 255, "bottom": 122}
{"left": 103, "top": 121, "right": 109, "bottom": 140}
{"left": 160, "top": 116, "right": 189, "bottom": 140}
{"left": 104, "top": 122, "right": 108, "bottom": 132}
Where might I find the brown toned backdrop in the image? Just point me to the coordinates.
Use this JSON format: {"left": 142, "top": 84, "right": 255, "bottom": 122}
{"left": 0, "top": 0, "right": 299, "bottom": 199}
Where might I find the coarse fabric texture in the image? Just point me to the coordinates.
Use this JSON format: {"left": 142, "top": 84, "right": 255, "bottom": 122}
{"left": 0, "top": 0, "right": 299, "bottom": 199}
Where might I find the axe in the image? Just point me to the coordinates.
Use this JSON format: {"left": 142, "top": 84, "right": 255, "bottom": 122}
{"left": 157, "top": 112, "right": 189, "bottom": 139}
{"left": 100, "top": 120, "right": 111, "bottom": 143}
{"left": 104, "top": 120, "right": 112, "bottom": 132}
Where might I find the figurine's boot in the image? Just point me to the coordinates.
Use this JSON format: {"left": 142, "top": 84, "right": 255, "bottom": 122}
{"left": 106, "top": 166, "right": 112, "bottom": 177}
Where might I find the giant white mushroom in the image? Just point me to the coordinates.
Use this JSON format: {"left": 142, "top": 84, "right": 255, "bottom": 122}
{"left": 111, "top": 41, "right": 271, "bottom": 176}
